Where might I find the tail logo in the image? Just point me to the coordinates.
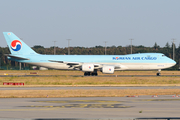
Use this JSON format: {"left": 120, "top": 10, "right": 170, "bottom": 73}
{"left": 11, "top": 40, "right": 22, "bottom": 51}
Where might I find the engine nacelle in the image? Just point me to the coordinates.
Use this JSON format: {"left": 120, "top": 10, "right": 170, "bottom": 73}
{"left": 102, "top": 66, "right": 114, "bottom": 74}
{"left": 82, "top": 64, "right": 94, "bottom": 72}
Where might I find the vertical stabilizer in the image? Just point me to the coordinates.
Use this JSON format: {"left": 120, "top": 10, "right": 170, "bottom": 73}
{"left": 3, "top": 32, "right": 37, "bottom": 55}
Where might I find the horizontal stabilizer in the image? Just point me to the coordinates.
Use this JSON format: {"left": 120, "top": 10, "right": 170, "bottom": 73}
{"left": 5, "top": 54, "right": 29, "bottom": 60}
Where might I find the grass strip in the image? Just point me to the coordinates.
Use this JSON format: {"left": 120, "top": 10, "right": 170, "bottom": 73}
{"left": 0, "top": 84, "right": 180, "bottom": 87}
{"left": 1, "top": 76, "right": 180, "bottom": 85}
{"left": 0, "top": 89, "right": 180, "bottom": 98}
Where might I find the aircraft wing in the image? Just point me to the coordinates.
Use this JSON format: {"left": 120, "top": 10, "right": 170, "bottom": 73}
{"left": 48, "top": 60, "right": 123, "bottom": 69}
{"left": 48, "top": 60, "right": 83, "bottom": 69}
{"left": 49, "top": 60, "right": 80, "bottom": 65}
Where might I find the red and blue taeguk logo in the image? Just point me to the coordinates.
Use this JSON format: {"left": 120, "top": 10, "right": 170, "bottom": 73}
{"left": 11, "top": 40, "right": 22, "bottom": 51}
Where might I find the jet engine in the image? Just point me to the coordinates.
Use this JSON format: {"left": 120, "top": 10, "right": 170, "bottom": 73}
{"left": 102, "top": 66, "right": 114, "bottom": 74}
{"left": 82, "top": 64, "right": 94, "bottom": 72}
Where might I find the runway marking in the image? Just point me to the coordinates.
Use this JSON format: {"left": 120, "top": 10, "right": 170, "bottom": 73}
{"left": 36, "top": 100, "right": 122, "bottom": 103}
{"left": 0, "top": 108, "right": 56, "bottom": 111}
{"left": 25, "top": 104, "right": 132, "bottom": 108}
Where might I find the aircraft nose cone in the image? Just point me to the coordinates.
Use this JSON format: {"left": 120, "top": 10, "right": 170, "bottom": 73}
{"left": 171, "top": 59, "right": 176, "bottom": 66}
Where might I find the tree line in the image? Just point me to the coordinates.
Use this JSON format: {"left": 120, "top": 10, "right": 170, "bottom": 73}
{"left": 0, "top": 42, "right": 179, "bottom": 70}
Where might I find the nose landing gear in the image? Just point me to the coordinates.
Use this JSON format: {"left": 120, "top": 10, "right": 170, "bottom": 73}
{"left": 157, "top": 69, "right": 161, "bottom": 76}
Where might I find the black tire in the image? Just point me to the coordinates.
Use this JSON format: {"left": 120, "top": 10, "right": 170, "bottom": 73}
{"left": 157, "top": 73, "right": 161, "bottom": 76}
{"left": 87, "top": 72, "right": 90, "bottom": 76}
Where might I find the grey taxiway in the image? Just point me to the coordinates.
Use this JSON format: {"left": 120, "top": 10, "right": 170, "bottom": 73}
{"left": 1, "top": 96, "right": 180, "bottom": 119}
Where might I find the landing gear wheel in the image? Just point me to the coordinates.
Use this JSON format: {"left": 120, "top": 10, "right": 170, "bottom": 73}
{"left": 87, "top": 72, "right": 90, "bottom": 76}
{"left": 93, "top": 69, "right": 98, "bottom": 76}
{"left": 91, "top": 73, "right": 95, "bottom": 76}
{"left": 91, "top": 72, "right": 98, "bottom": 76}
{"left": 157, "top": 73, "right": 161, "bottom": 76}
{"left": 157, "top": 69, "right": 161, "bottom": 76}
{"left": 84, "top": 71, "right": 98, "bottom": 76}
{"left": 84, "top": 72, "right": 87, "bottom": 76}
{"left": 84, "top": 72, "right": 91, "bottom": 76}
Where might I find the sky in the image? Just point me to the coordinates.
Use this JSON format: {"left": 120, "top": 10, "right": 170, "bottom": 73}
{"left": 0, "top": 0, "right": 180, "bottom": 48}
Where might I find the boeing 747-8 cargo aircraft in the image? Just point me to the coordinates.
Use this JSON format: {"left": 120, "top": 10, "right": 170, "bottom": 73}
{"left": 3, "top": 32, "right": 176, "bottom": 76}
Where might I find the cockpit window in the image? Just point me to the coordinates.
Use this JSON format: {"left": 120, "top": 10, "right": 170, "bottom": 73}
{"left": 162, "top": 55, "right": 165, "bottom": 57}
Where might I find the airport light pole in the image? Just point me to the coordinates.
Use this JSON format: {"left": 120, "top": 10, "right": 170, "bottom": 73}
{"left": 129, "top": 39, "right": 134, "bottom": 54}
{"left": 53, "top": 41, "right": 57, "bottom": 55}
{"left": 67, "top": 39, "right": 71, "bottom": 55}
{"left": 19, "top": 62, "right": 21, "bottom": 70}
{"left": 172, "top": 38, "right": 176, "bottom": 60}
{"left": 104, "top": 41, "right": 107, "bottom": 55}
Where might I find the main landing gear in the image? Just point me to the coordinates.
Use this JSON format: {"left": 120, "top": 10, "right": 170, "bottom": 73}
{"left": 84, "top": 70, "right": 98, "bottom": 76}
{"left": 157, "top": 69, "right": 161, "bottom": 76}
